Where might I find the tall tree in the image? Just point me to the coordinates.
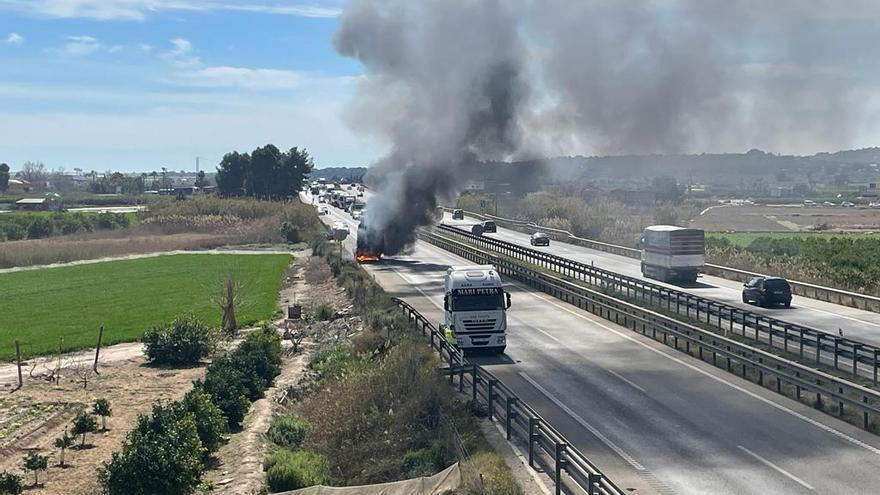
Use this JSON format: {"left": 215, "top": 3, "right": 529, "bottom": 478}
{"left": 652, "top": 176, "right": 683, "bottom": 203}
{"left": 247, "top": 144, "right": 282, "bottom": 199}
{"left": 17, "top": 161, "right": 47, "bottom": 188}
{"left": 195, "top": 170, "right": 208, "bottom": 188}
{"left": 276, "top": 147, "right": 314, "bottom": 198}
{"left": 0, "top": 163, "right": 9, "bottom": 192}
{"left": 216, "top": 152, "right": 249, "bottom": 196}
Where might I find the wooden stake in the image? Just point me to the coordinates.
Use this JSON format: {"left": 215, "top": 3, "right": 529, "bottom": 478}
{"left": 93, "top": 325, "right": 103, "bottom": 374}
{"left": 14, "top": 340, "right": 22, "bottom": 392}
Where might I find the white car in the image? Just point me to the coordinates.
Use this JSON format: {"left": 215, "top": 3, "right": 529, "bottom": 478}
{"left": 351, "top": 210, "right": 363, "bottom": 221}
{"left": 317, "top": 205, "right": 329, "bottom": 215}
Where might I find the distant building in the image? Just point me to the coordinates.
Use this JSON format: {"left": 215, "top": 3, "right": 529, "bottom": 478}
{"left": 5, "top": 178, "right": 31, "bottom": 193}
{"left": 15, "top": 196, "right": 59, "bottom": 211}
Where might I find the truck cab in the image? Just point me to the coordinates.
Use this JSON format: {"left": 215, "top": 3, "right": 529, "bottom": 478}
{"left": 442, "top": 265, "right": 510, "bottom": 354}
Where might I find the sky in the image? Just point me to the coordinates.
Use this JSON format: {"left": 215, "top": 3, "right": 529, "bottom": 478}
{"left": 1, "top": 1, "right": 879, "bottom": 174}
{"left": 0, "top": 0, "right": 377, "bottom": 172}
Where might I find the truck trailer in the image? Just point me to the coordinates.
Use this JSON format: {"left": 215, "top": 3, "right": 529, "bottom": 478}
{"left": 640, "top": 225, "right": 705, "bottom": 283}
{"left": 441, "top": 265, "right": 510, "bottom": 354}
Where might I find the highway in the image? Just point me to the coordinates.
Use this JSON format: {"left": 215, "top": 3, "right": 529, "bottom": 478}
{"left": 310, "top": 194, "right": 880, "bottom": 495}
{"left": 445, "top": 213, "right": 880, "bottom": 348}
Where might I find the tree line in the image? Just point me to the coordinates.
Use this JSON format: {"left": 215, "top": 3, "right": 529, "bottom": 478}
{"left": 215, "top": 144, "right": 313, "bottom": 199}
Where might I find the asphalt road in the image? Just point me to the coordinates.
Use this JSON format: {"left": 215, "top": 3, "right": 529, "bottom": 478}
{"left": 444, "top": 213, "right": 880, "bottom": 348}
{"left": 310, "top": 196, "right": 880, "bottom": 495}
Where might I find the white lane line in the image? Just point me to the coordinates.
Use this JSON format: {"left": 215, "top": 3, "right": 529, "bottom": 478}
{"left": 519, "top": 371, "right": 646, "bottom": 472}
{"left": 520, "top": 288, "right": 880, "bottom": 457}
{"left": 737, "top": 445, "right": 815, "bottom": 491}
{"left": 606, "top": 369, "right": 646, "bottom": 393}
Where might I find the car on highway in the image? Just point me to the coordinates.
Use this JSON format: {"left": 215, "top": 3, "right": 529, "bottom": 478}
{"left": 452, "top": 209, "right": 464, "bottom": 220}
{"left": 742, "top": 276, "right": 792, "bottom": 308}
{"left": 841, "top": 201, "right": 855, "bottom": 207}
{"left": 530, "top": 232, "right": 550, "bottom": 246}
{"left": 351, "top": 209, "right": 363, "bottom": 221}
{"left": 481, "top": 220, "right": 497, "bottom": 233}
{"left": 317, "top": 205, "right": 329, "bottom": 215}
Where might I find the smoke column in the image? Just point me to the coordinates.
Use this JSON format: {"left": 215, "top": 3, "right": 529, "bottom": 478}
{"left": 334, "top": 0, "right": 529, "bottom": 254}
{"left": 336, "top": 0, "right": 873, "bottom": 254}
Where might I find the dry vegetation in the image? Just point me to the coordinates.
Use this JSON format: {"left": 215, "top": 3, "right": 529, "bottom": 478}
{"left": 0, "top": 196, "right": 321, "bottom": 268}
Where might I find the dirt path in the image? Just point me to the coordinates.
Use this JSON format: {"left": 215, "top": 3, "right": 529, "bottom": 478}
{"left": 0, "top": 248, "right": 292, "bottom": 274}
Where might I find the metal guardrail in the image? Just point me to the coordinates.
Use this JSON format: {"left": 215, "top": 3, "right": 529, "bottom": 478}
{"left": 437, "top": 223, "right": 880, "bottom": 385}
{"left": 394, "top": 297, "right": 626, "bottom": 495}
{"left": 442, "top": 206, "right": 880, "bottom": 312}
{"left": 419, "top": 229, "right": 880, "bottom": 432}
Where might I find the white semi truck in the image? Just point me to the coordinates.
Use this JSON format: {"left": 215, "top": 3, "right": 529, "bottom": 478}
{"left": 640, "top": 225, "right": 705, "bottom": 283}
{"left": 442, "top": 265, "right": 511, "bottom": 354}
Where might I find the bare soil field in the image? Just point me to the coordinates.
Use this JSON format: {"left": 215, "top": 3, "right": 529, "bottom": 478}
{"left": 691, "top": 204, "right": 880, "bottom": 232}
{"left": 0, "top": 356, "right": 206, "bottom": 494}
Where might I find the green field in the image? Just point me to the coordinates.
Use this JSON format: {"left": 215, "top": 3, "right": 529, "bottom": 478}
{"left": 0, "top": 253, "right": 291, "bottom": 361}
{"left": 707, "top": 231, "right": 880, "bottom": 248}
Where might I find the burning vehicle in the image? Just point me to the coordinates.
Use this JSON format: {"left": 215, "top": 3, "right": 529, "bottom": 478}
{"left": 355, "top": 219, "right": 384, "bottom": 263}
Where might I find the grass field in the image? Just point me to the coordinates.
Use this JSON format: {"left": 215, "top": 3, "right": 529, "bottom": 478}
{"left": 707, "top": 231, "right": 880, "bottom": 248}
{"left": 0, "top": 253, "right": 291, "bottom": 361}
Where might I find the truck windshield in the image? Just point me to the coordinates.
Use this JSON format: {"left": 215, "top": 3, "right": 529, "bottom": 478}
{"left": 451, "top": 290, "right": 504, "bottom": 311}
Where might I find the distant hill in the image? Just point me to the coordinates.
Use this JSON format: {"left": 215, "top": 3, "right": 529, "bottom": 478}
{"left": 311, "top": 167, "right": 367, "bottom": 181}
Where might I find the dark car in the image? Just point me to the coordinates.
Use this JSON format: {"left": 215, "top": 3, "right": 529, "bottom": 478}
{"left": 452, "top": 209, "right": 464, "bottom": 220}
{"left": 742, "top": 276, "right": 792, "bottom": 307}
{"left": 530, "top": 232, "right": 550, "bottom": 246}
{"left": 481, "top": 220, "right": 497, "bottom": 233}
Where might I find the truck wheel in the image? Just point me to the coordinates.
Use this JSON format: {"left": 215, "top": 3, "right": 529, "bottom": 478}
{"left": 742, "top": 294, "right": 749, "bottom": 304}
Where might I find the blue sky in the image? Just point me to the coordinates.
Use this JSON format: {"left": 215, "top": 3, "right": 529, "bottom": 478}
{"left": 0, "top": 0, "right": 378, "bottom": 172}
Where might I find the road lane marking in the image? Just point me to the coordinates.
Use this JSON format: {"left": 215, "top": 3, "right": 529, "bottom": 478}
{"left": 520, "top": 288, "right": 880, "bottom": 457}
{"left": 737, "top": 445, "right": 815, "bottom": 491}
{"left": 519, "top": 371, "right": 646, "bottom": 472}
{"left": 606, "top": 369, "right": 646, "bottom": 393}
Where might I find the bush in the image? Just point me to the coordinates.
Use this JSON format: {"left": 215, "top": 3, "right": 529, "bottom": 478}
{"left": 178, "top": 387, "right": 227, "bottom": 453}
{"left": 199, "top": 357, "right": 251, "bottom": 429}
{"left": 230, "top": 325, "right": 282, "bottom": 400}
{"left": 2, "top": 223, "right": 25, "bottom": 241}
{"left": 401, "top": 446, "right": 447, "bottom": 478}
{"left": 26, "top": 217, "right": 53, "bottom": 239}
{"left": 310, "top": 303, "right": 334, "bottom": 322}
{"left": 0, "top": 471, "right": 23, "bottom": 494}
{"left": 462, "top": 452, "right": 522, "bottom": 495}
{"left": 71, "top": 411, "right": 98, "bottom": 448}
{"left": 281, "top": 221, "right": 301, "bottom": 243}
{"left": 142, "top": 314, "right": 218, "bottom": 365}
{"left": 267, "top": 415, "right": 311, "bottom": 450}
{"left": 264, "top": 450, "right": 332, "bottom": 492}
{"left": 98, "top": 403, "right": 205, "bottom": 495}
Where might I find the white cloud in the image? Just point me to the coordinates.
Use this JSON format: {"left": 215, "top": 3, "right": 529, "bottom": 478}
{"left": 161, "top": 37, "right": 200, "bottom": 67}
{"left": 5, "top": 32, "right": 23, "bottom": 45}
{"left": 60, "top": 35, "right": 102, "bottom": 56}
{"left": 138, "top": 43, "right": 153, "bottom": 53}
{"left": 0, "top": 1, "right": 342, "bottom": 21}
{"left": 187, "top": 66, "right": 304, "bottom": 89}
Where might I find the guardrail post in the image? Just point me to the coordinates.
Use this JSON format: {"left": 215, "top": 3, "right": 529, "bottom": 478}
{"left": 784, "top": 326, "right": 789, "bottom": 353}
{"left": 588, "top": 474, "right": 602, "bottom": 495}
{"left": 864, "top": 396, "right": 870, "bottom": 430}
{"left": 800, "top": 329, "right": 805, "bottom": 358}
{"left": 853, "top": 344, "right": 861, "bottom": 377}
{"left": 816, "top": 334, "right": 823, "bottom": 365}
{"left": 776, "top": 365, "right": 782, "bottom": 392}
{"left": 796, "top": 371, "right": 801, "bottom": 399}
{"left": 555, "top": 442, "right": 568, "bottom": 495}
{"left": 839, "top": 386, "right": 844, "bottom": 416}
{"left": 448, "top": 351, "right": 456, "bottom": 385}
{"left": 834, "top": 338, "right": 840, "bottom": 370}
{"left": 488, "top": 379, "right": 497, "bottom": 420}
{"left": 768, "top": 321, "right": 774, "bottom": 348}
{"left": 459, "top": 365, "right": 465, "bottom": 392}
{"left": 506, "top": 397, "right": 517, "bottom": 440}
{"left": 874, "top": 350, "right": 879, "bottom": 386}
{"left": 471, "top": 365, "right": 479, "bottom": 404}
{"left": 528, "top": 418, "right": 539, "bottom": 467}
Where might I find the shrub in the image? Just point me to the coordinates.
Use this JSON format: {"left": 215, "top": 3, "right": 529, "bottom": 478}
{"left": 2, "top": 223, "right": 25, "bottom": 241}
{"left": 21, "top": 452, "right": 48, "bottom": 486}
{"left": 26, "top": 217, "right": 53, "bottom": 239}
{"left": 0, "top": 471, "right": 23, "bottom": 494}
{"left": 264, "top": 450, "right": 332, "bottom": 492}
{"left": 93, "top": 398, "right": 113, "bottom": 430}
{"left": 71, "top": 411, "right": 98, "bottom": 448}
{"left": 281, "top": 221, "right": 301, "bottom": 243}
{"left": 98, "top": 403, "right": 205, "bottom": 495}
{"left": 199, "top": 357, "right": 251, "bottom": 429}
{"left": 178, "top": 387, "right": 227, "bottom": 453}
{"left": 401, "top": 446, "right": 447, "bottom": 478}
{"left": 310, "top": 303, "right": 334, "bottom": 322}
{"left": 230, "top": 325, "right": 282, "bottom": 400}
{"left": 462, "top": 452, "right": 522, "bottom": 495}
{"left": 142, "top": 314, "right": 218, "bottom": 365}
{"left": 267, "top": 415, "right": 311, "bottom": 450}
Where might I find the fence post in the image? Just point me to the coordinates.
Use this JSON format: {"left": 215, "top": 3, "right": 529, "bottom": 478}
{"left": 506, "top": 397, "right": 517, "bottom": 441}
{"left": 853, "top": 344, "right": 861, "bottom": 377}
{"left": 588, "top": 474, "right": 603, "bottom": 495}
{"left": 488, "top": 379, "right": 497, "bottom": 420}
{"left": 555, "top": 442, "right": 568, "bottom": 495}
{"left": 472, "top": 365, "right": 479, "bottom": 404}
{"left": 15, "top": 340, "right": 23, "bottom": 391}
{"left": 528, "top": 418, "right": 539, "bottom": 467}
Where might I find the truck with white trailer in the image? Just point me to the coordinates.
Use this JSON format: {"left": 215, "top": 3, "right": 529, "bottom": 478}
{"left": 640, "top": 226, "right": 705, "bottom": 283}
{"left": 442, "top": 265, "right": 511, "bottom": 354}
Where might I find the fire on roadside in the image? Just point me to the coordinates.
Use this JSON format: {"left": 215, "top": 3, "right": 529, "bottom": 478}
{"left": 356, "top": 248, "right": 382, "bottom": 263}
